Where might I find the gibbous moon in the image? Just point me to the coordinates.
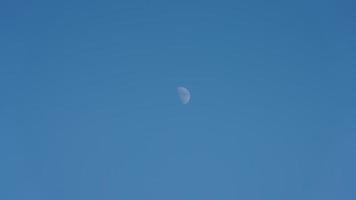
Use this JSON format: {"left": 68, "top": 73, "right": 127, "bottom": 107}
{"left": 177, "top": 86, "right": 191, "bottom": 104}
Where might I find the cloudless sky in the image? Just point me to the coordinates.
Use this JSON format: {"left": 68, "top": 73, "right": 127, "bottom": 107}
{"left": 1, "top": 0, "right": 355, "bottom": 199}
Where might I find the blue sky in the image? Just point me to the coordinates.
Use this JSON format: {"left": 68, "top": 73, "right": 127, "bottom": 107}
{"left": 1, "top": 0, "right": 355, "bottom": 199}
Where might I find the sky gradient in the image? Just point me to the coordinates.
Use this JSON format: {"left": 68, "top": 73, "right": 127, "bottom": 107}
{"left": 1, "top": 0, "right": 356, "bottom": 199}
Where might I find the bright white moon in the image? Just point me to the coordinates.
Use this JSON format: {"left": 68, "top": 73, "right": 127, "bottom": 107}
{"left": 177, "top": 86, "right": 191, "bottom": 104}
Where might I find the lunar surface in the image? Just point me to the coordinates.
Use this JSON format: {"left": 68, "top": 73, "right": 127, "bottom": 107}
{"left": 177, "top": 86, "right": 191, "bottom": 104}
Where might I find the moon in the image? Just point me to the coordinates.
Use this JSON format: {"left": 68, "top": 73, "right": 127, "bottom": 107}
{"left": 177, "top": 86, "right": 191, "bottom": 104}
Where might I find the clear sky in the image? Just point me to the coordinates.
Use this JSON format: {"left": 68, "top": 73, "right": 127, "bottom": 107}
{"left": 1, "top": 0, "right": 355, "bottom": 199}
